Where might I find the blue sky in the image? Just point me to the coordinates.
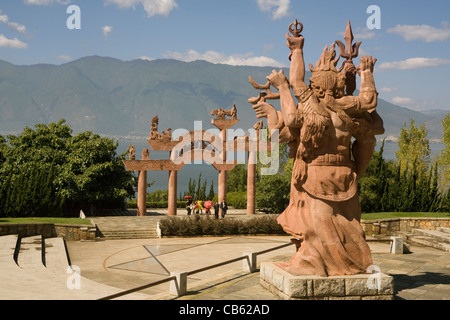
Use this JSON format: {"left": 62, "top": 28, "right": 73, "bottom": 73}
{"left": 0, "top": 0, "right": 449, "bottom": 112}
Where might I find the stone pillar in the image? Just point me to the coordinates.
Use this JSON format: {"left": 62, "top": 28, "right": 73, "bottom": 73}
{"left": 247, "top": 130, "right": 258, "bottom": 215}
{"left": 168, "top": 171, "right": 178, "bottom": 216}
{"left": 218, "top": 128, "right": 227, "bottom": 217}
{"left": 168, "top": 151, "right": 178, "bottom": 216}
{"left": 137, "top": 148, "right": 149, "bottom": 217}
{"left": 247, "top": 153, "right": 256, "bottom": 215}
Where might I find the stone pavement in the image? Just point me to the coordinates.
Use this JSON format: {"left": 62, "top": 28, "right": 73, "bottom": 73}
{"left": 66, "top": 237, "right": 450, "bottom": 300}
{"left": 1, "top": 209, "right": 449, "bottom": 300}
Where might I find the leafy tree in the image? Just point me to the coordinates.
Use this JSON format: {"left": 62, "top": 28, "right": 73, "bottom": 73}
{"left": 147, "top": 189, "right": 168, "bottom": 202}
{"left": 439, "top": 112, "right": 450, "bottom": 189}
{"left": 255, "top": 173, "right": 290, "bottom": 213}
{"left": 396, "top": 119, "right": 431, "bottom": 174}
{"left": 226, "top": 164, "right": 247, "bottom": 193}
{"left": 207, "top": 180, "right": 215, "bottom": 200}
{"left": 0, "top": 120, "right": 134, "bottom": 217}
{"left": 255, "top": 141, "right": 291, "bottom": 213}
{"left": 182, "top": 173, "right": 213, "bottom": 201}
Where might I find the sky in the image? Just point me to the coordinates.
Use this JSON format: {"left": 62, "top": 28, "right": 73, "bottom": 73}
{"left": 0, "top": 0, "right": 449, "bottom": 112}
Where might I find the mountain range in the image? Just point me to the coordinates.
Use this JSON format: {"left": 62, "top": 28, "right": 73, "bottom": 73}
{"left": 0, "top": 56, "right": 447, "bottom": 142}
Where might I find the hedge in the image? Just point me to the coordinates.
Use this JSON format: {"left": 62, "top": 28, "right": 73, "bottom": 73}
{"left": 127, "top": 200, "right": 188, "bottom": 209}
{"left": 158, "top": 214, "right": 286, "bottom": 237}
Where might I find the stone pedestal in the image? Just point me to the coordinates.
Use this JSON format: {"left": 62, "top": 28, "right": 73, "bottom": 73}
{"left": 260, "top": 262, "right": 394, "bottom": 300}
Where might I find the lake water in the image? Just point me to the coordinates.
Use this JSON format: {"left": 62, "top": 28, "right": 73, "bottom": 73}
{"left": 116, "top": 137, "right": 445, "bottom": 196}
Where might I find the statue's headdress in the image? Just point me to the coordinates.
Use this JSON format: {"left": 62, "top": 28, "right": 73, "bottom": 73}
{"left": 309, "top": 43, "right": 340, "bottom": 73}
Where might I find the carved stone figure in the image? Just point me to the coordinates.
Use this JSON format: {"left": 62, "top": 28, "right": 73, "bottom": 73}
{"left": 129, "top": 145, "right": 135, "bottom": 160}
{"left": 161, "top": 128, "right": 172, "bottom": 140}
{"left": 210, "top": 108, "right": 226, "bottom": 120}
{"left": 150, "top": 116, "right": 161, "bottom": 140}
{"left": 210, "top": 104, "right": 238, "bottom": 120}
{"left": 250, "top": 20, "right": 384, "bottom": 277}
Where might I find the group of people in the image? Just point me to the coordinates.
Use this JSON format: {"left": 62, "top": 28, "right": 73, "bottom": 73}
{"left": 185, "top": 198, "right": 228, "bottom": 219}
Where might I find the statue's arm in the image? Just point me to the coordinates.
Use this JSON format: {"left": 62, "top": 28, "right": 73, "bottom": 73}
{"left": 358, "top": 56, "right": 378, "bottom": 110}
{"left": 252, "top": 102, "right": 284, "bottom": 132}
{"left": 266, "top": 70, "right": 301, "bottom": 128}
{"left": 334, "top": 56, "right": 378, "bottom": 113}
{"left": 286, "top": 34, "right": 310, "bottom": 98}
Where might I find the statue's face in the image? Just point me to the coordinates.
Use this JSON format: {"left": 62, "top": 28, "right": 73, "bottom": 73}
{"left": 310, "top": 71, "right": 346, "bottom": 99}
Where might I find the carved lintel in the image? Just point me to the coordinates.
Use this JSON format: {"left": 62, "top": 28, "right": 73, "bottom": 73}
{"left": 122, "top": 160, "right": 184, "bottom": 171}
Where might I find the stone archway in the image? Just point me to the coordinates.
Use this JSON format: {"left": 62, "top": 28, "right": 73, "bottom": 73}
{"left": 122, "top": 106, "right": 272, "bottom": 216}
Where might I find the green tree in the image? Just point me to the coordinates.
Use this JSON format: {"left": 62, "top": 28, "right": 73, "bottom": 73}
{"left": 255, "top": 173, "right": 290, "bottom": 213}
{"left": 439, "top": 112, "right": 450, "bottom": 189}
{"left": 0, "top": 120, "right": 134, "bottom": 217}
{"left": 207, "top": 180, "right": 215, "bottom": 200}
{"left": 396, "top": 119, "right": 431, "bottom": 174}
{"left": 226, "top": 164, "right": 247, "bottom": 193}
{"left": 255, "top": 141, "right": 291, "bottom": 213}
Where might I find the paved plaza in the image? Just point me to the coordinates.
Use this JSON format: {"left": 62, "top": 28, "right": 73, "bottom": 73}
{"left": 66, "top": 237, "right": 450, "bottom": 300}
{"left": 0, "top": 210, "right": 449, "bottom": 300}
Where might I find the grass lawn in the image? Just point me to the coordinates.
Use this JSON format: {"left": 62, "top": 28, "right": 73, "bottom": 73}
{"left": 361, "top": 212, "right": 450, "bottom": 220}
{"left": 0, "top": 217, "right": 93, "bottom": 225}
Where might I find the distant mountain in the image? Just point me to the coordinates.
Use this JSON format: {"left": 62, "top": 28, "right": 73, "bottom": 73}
{"left": 0, "top": 56, "right": 446, "bottom": 141}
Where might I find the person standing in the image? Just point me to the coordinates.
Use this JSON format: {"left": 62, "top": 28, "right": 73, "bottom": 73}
{"left": 220, "top": 199, "right": 228, "bottom": 218}
{"left": 214, "top": 202, "right": 220, "bottom": 219}
{"left": 186, "top": 198, "right": 193, "bottom": 215}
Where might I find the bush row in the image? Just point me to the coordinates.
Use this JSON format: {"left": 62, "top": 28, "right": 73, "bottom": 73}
{"left": 158, "top": 214, "right": 285, "bottom": 237}
{"left": 127, "top": 200, "right": 188, "bottom": 209}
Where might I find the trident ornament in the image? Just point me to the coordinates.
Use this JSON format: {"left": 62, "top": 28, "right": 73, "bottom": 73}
{"left": 335, "top": 20, "right": 361, "bottom": 95}
{"left": 289, "top": 19, "right": 303, "bottom": 37}
{"left": 287, "top": 19, "right": 304, "bottom": 61}
{"left": 335, "top": 20, "right": 361, "bottom": 69}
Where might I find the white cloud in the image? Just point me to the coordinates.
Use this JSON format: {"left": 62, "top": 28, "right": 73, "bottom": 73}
{"left": 378, "top": 57, "right": 450, "bottom": 70}
{"left": 0, "top": 10, "right": 27, "bottom": 34}
{"left": 387, "top": 22, "right": 450, "bottom": 42}
{"left": 337, "top": 27, "right": 376, "bottom": 40}
{"left": 392, "top": 97, "right": 415, "bottom": 106}
{"left": 257, "top": 0, "right": 291, "bottom": 20}
{"left": 24, "top": 0, "right": 70, "bottom": 5}
{"left": 379, "top": 87, "right": 397, "bottom": 93}
{"left": 7, "top": 22, "right": 27, "bottom": 34}
{"left": 391, "top": 96, "right": 438, "bottom": 111}
{"left": 57, "top": 55, "right": 72, "bottom": 61}
{"left": 163, "top": 49, "right": 286, "bottom": 68}
{"left": 0, "top": 34, "right": 28, "bottom": 49}
{"left": 102, "top": 25, "right": 113, "bottom": 39}
{"left": 139, "top": 56, "right": 154, "bottom": 61}
{"left": 104, "top": 0, "right": 178, "bottom": 18}
{"left": 0, "top": 13, "right": 8, "bottom": 24}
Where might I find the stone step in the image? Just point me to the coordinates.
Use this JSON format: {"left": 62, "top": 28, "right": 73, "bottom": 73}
{"left": 16, "top": 235, "right": 46, "bottom": 270}
{"left": 100, "top": 230, "right": 159, "bottom": 239}
{"left": 0, "top": 235, "right": 20, "bottom": 268}
{"left": 407, "top": 235, "right": 450, "bottom": 252}
{"left": 412, "top": 229, "right": 450, "bottom": 243}
{"left": 44, "top": 237, "right": 69, "bottom": 272}
{"left": 437, "top": 227, "right": 450, "bottom": 235}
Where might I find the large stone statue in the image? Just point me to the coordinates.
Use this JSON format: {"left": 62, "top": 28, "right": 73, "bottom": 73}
{"left": 250, "top": 20, "right": 384, "bottom": 277}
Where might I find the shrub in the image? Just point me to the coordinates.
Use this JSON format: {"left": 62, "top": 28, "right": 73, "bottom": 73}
{"left": 127, "top": 200, "right": 187, "bottom": 208}
{"left": 226, "top": 191, "right": 247, "bottom": 209}
{"left": 158, "top": 214, "right": 285, "bottom": 237}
